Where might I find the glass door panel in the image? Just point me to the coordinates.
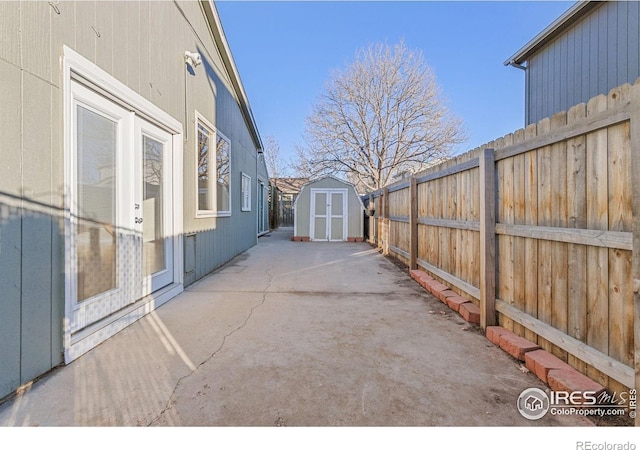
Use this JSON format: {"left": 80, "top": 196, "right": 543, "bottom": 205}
{"left": 69, "top": 81, "right": 134, "bottom": 332}
{"left": 136, "top": 118, "right": 173, "bottom": 294}
{"left": 143, "top": 135, "right": 165, "bottom": 276}
{"left": 76, "top": 105, "right": 118, "bottom": 301}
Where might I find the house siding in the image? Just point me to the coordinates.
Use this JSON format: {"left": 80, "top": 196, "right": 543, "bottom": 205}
{"left": 0, "top": 0, "right": 262, "bottom": 400}
{"left": 188, "top": 65, "right": 259, "bottom": 282}
{"left": 0, "top": 0, "right": 67, "bottom": 395}
{"left": 257, "top": 153, "right": 270, "bottom": 235}
{"left": 526, "top": 1, "right": 640, "bottom": 124}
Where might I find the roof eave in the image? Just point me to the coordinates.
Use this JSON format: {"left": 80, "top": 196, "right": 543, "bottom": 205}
{"left": 202, "top": 0, "right": 263, "bottom": 152}
{"left": 504, "top": 1, "right": 602, "bottom": 66}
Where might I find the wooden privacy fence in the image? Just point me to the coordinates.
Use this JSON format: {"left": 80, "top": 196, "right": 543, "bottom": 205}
{"left": 367, "top": 81, "right": 640, "bottom": 398}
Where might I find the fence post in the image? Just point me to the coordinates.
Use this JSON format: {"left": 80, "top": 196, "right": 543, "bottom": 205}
{"left": 409, "top": 176, "right": 418, "bottom": 270}
{"left": 382, "top": 187, "right": 389, "bottom": 255}
{"left": 630, "top": 102, "right": 640, "bottom": 426}
{"left": 479, "top": 148, "right": 497, "bottom": 329}
{"left": 374, "top": 194, "right": 379, "bottom": 246}
{"left": 368, "top": 193, "right": 373, "bottom": 245}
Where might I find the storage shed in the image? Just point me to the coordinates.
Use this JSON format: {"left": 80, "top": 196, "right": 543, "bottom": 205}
{"left": 293, "top": 176, "right": 364, "bottom": 242}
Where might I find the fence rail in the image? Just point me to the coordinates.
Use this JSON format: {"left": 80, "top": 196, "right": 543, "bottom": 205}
{"left": 366, "top": 82, "right": 640, "bottom": 405}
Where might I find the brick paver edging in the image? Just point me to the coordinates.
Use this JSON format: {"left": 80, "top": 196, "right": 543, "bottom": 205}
{"left": 409, "top": 269, "right": 605, "bottom": 396}
{"left": 409, "top": 269, "right": 478, "bottom": 324}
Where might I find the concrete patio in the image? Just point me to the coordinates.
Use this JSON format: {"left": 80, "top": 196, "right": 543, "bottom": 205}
{"left": 0, "top": 229, "right": 591, "bottom": 426}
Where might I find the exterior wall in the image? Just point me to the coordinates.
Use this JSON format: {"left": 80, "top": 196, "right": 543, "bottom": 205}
{"left": 0, "top": 1, "right": 261, "bottom": 399}
{"left": 526, "top": 1, "right": 640, "bottom": 124}
{"left": 185, "top": 63, "right": 259, "bottom": 284}
{"left": 294, "top": 177, "right": 364, "bottom": 240}
{"left": 256, "top": 153, "right": 270, "bottom": 235}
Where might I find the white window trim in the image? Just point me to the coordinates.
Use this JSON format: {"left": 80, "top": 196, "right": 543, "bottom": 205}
{"left": 194, "top": 111, "right": 232, "bottom": 218}
{"left": 241, "top": 173, "right": 252, "bottom": 212}
{"left": 195, "top": 111, "right": 216, "bottom": 218}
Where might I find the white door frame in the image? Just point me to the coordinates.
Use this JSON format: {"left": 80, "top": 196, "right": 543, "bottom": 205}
{"left": 257, "top": 180, "right": 268, "bottom": 235}
{"left": 135, "top": 117, "right": 175, "bottom": 295}
{"left": 309, "top": 188, "right": 348, "bottom": 241}
{"left": 63, "top": 46, "right": 184, "bottom": 362}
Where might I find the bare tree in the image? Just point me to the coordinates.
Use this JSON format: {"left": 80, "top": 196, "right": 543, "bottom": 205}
{"left": 264, "top": 135, "right": 294, "bottom": 188}
{"left": 264, "top": 135, "right": 283, "bottom": 179}
{"left": 293, "top": 41, "right": 466, "bottom": 191}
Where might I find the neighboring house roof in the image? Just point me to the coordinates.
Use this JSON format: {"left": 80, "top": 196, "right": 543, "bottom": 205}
{"left": 503, "top": 1, "right": 602, "bottom": 66}
{"left": 202, "top": 1, "right": 263, "bottom": 152}
{"left": 271, "top": 177, "right": 309, "bottom": 194}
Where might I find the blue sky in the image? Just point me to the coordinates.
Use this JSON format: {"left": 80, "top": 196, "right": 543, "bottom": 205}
{"left": 216, "top": 1, "right": 574, "bottom": 170}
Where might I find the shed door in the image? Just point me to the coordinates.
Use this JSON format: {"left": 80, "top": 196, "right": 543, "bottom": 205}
{"left": 312, "top": 191, "right": 328, "bottom": 241}
{"left": 311, "top": 189, "right": 347, "bottom": 241}
{"left": 329, "top": 191, "right": 345, "bottom": 241}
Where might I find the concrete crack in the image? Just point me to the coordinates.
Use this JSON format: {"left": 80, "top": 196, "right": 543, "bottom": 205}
{"left": 148, "top": 269, "right": 274, "bottom": 426}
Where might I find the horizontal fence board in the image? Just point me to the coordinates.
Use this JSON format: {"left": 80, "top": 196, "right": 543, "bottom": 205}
{"left": 418, "top": 218, "right": 480, "bottom": 232}
{"left": 389, "top": 216, "right": 410, "bottom": 224}
{"left": 417, "top": 258, "right": 480, "bottom": 300}
{"left": 494, "top": 108, "right": 631, "bottom": 162}
{"left": 496, "top": 300, "right": 634, "bottom": 388}
{"left": 415, "top": 158, "right": 479, "bottom": 184}
{"left": 387, "top": 181, "right": 410, "bottom": 193}
{"left": 495, "top": 223, "right": 633, "bottom": 250}
{"left": 390, "top": 245, "right": 409, "bottom": 260}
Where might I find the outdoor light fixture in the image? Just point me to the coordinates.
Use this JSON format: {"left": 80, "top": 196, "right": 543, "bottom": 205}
{"left": 184, "top": 51, "right": 202, "bottom": 70}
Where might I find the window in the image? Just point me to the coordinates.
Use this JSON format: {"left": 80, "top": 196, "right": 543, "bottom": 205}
{"left": 241, "top": 173, "right": 251, "bottom": 212}
{"left": 197, "top": 120, "right": 213, "bottom": 213}
{"left": 196, "top": 113, "right": 231, "bottom": 217}
{"left": 216, "top": 132, "right": 231, "bottom": 214}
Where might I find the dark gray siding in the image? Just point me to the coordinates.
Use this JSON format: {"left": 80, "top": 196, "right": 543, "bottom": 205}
{"left": 526, "top": 1, "right": 640, "bottom": 124}
{"left": 257, "top": 153, "right": 270, "bottom": 235}
{"left": 0, "top": 200, "right": 22, "bottom": 397}
{"left": 0, "top": 0, "right": 66, "bottom": 396}
{"left": 189, "top": 69, "right": 259, "bottom": 283}
{"left": 0, "top": 0, "right": 261, "bottom": 400}
{"left": 0, "top": 197, "right": 65, "bottom": 398}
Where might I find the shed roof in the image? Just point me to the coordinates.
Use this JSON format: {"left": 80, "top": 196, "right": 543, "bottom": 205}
{"left": 295, "top": 175, "right": 365, "bottom": 210}
{"left": 298, "top": 174, "right": 356, "bottom": 190}
{"left": 503, "top": 1, "right": 603, "bottom": 66}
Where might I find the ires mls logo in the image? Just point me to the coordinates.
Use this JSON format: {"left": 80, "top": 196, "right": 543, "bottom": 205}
{"left": 517, "top": 387, "right": 637, "bottom": 420}
{"left": 549, "top": 390, "right": 600, "bottom": 405}
{"left": 517, "top": 388, "right": 550, "bottom": 420}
